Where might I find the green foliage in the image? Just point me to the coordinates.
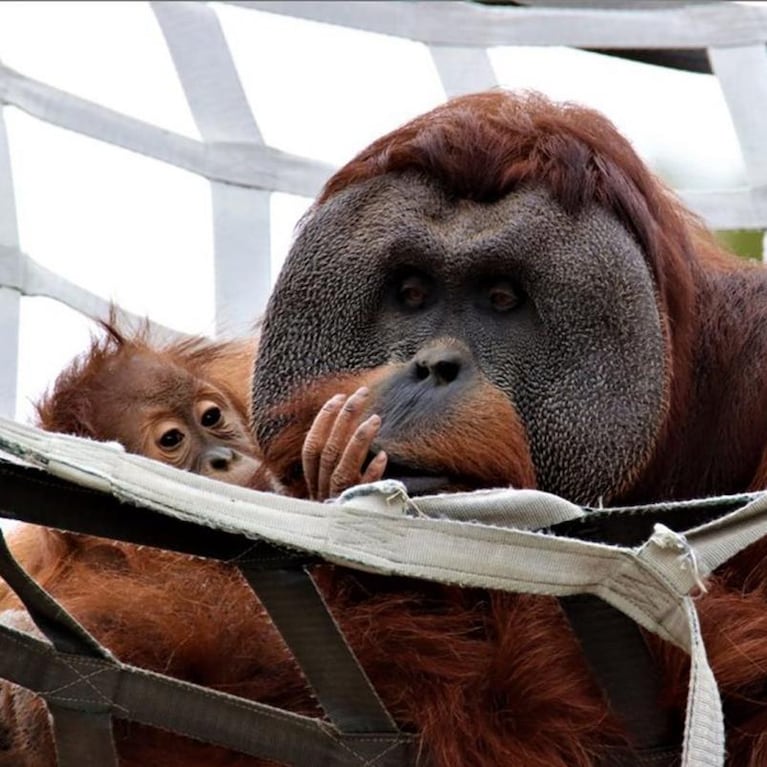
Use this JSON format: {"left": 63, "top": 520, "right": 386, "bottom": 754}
{"left": 716, "top": 230, "right": 765, "bottom": 262}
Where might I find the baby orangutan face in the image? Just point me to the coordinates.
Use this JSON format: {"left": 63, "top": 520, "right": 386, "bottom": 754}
{"left": 36, "top": 326, "right": 265, "bottom": 488}
{"left": 93, "top": 349, "right": 262, "bottom": 486}
{"left": 147, "top": 394, "right": 249, "bottom": 471}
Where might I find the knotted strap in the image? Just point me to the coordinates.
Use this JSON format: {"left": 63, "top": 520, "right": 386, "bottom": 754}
{"left": 4, "top": 416, "right": 767, "bottom": 767}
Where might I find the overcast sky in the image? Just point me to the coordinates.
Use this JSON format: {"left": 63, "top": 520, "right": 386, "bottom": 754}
{"left": 0, "top": 1, "right": 749, "bottom": 422}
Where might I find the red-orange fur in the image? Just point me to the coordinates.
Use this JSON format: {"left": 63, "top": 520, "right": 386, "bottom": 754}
{"left": 268, "top": 366, "right": 536, "bottom": 496}
{"left": 3, "top": 91, "right": 767, "bottom": 766}
{"left": 36, "top": 322, "right": 257, "bottom": 442}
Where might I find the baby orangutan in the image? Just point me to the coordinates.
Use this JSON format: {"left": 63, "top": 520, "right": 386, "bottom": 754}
{"left": 0, "top": 323, "right": 386, "bottom": 767}
{"left": 36, "top": 321, "right": 263, "bottom": 486}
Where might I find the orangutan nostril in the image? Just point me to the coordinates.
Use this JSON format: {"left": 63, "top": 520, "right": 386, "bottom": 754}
{"left": 433, "top": 360, "right": 460, "bottom": 384}
{"left": 412, "top": 350, "right": 463, "bottom": 386}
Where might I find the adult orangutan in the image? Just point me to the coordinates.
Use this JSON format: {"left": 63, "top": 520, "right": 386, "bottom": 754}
{"left": 251, "top": 90, "right": 767, "bottom": 765}
{"left": 3, "top": 91, "right": 767, "bottom": 767}
{"left": 256, "top": 91, "right": 767, "bottom": 507}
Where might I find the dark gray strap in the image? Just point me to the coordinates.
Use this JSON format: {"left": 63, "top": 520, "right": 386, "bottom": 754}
{"left": 0, "top": 530, "right": 108, "bottom": 658}
{"left": 49, "top": 707, "right": 117, "bottom": 767}
{"left": 598, "top": 746, "right": 680, "bottom": 767}
{"left": 555, "top": 506, "right": 692, "bottom": 767}
{"left": 241, "top": 566, "right": 399, "bottom": 733}
{"left": 0, "top": 620, "right": 416, "bottom": 767}
{"left": 562, "top": 595, "right": 681, "bottom": 767}
{"left": 0, "top": 618, "right": 121, "bottom": 767}
{"left": 0, "top": 460, "right": 311, "bottom": 568}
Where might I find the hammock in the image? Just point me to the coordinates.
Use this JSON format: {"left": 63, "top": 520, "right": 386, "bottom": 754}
{"left": 1, "top": 416, "right": 766, "bottom": 767}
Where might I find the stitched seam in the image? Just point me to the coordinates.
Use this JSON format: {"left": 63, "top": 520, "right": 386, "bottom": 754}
{"left": 129, "top": 680, "right": 410, "bottom": 767}
{"left": 229, "top": 545, "right": 307, "bottom": 565}
{"left": 337, "top": 736, "right": 410, "bottom": 766}
{"left": 126, "top": 666, "right": 410, "bottom": 746}
{"left": 0, "top": 630, "right": 127, "bottom": 712}
{"left": 2, "top": 629, "right": 412, "bottom": 762}
{"left": 46, "top": 662, "right": 128, "bottom": 716}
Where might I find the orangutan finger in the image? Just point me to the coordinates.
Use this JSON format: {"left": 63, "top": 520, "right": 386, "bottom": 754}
{"left": 318, "top": 387, "right": 371, "bottom": 499}
{"left": 302, "top": 393, "right": 347, "bottom": 499}
{"left": 329, "top": 414, "right": 383, "bottom": 497}
{"left": 359, "top": 449, "right": 388, "bottom": 487}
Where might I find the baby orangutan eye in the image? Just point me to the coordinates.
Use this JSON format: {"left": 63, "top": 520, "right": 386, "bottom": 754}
{"left": 159, "top": 428, "right": 184, "bottom": 449}
{"left": 201, "top": 406, "right": 222, "bottom": 428}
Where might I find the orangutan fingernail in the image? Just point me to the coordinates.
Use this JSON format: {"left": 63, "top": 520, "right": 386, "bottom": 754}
{"left": 325, "top": 394, "right": 346, "bottom": 409}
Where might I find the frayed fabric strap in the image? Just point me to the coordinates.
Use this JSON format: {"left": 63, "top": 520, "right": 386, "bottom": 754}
{"left": 4, "top": 418, "right": 767, "bottom": 766}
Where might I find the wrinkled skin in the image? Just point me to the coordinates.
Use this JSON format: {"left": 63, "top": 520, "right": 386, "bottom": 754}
{"left": 301, "top": 386, "right": 388, "bottom": 499}
{"left": 256, "top": 179, "right": 666, "bottom": 505}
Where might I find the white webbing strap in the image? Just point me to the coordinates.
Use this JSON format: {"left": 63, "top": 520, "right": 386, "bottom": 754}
{"left": 369, "top": 482, "right": 585, "bottom": 528}
{"left": 641, "top": 493, "right": 767, "bottom": 766}
{"left": 4, "top": 417, "right": 767, "bottom": 767}
{"left": 0, "top": 98, "right": 21, "bottom": 420}
{"left": 633, "top": 527, "right": 722, "bottom": 766}
{"left": 677, "top": 492, "right": 767, "bottom": 576}
{"left": 152, "top": 1, "right": 274, "bottom": 331}
{"left": 0, "top": 63, "right": 332, "bottom": 198}
{"left": 682, "top": 598, "right": 722, "bottom": 767}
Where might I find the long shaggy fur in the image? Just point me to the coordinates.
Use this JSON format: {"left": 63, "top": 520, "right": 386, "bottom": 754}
{"left": 4, "top": 91, "right": 767, "bottom": 766}
{"left": 36, "top": 320, "right": 257, "bottom": 439}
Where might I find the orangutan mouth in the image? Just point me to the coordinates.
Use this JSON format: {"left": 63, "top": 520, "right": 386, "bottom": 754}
{"left": 380, "top": 458, "right": 459, "bottom": 496}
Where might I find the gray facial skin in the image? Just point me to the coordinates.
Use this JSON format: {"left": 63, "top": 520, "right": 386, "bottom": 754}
{"left": 253, "top": 173, "right": 667, "bottom": 504}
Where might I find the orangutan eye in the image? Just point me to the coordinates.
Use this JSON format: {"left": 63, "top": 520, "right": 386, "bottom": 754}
{"left": 488, "top": 282, "right": 522, "bottom": 313}
{"left": 397, "top": 274, "right": 431, "bottom": 310}
{"left": 159, "top": 429, "right": 184, "bottom": 449}
{"left": 479, "top": 278, "right": 525, "bottom": 314}
{"left": 201, "top": 406, "right": 221, "bottom": 427}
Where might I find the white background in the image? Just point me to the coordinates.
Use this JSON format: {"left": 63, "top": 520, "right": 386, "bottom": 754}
{"left": 0, "top": 1, "right": 748, "bottom": 422}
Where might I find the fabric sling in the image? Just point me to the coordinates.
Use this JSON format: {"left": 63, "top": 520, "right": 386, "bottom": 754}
{"left": 2, "top": 416, "right": 767, "bottom": 766}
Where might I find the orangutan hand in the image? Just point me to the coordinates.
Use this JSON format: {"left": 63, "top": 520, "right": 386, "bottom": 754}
{"left": 302, "top": 387, "right": 388, "bottom": 500}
